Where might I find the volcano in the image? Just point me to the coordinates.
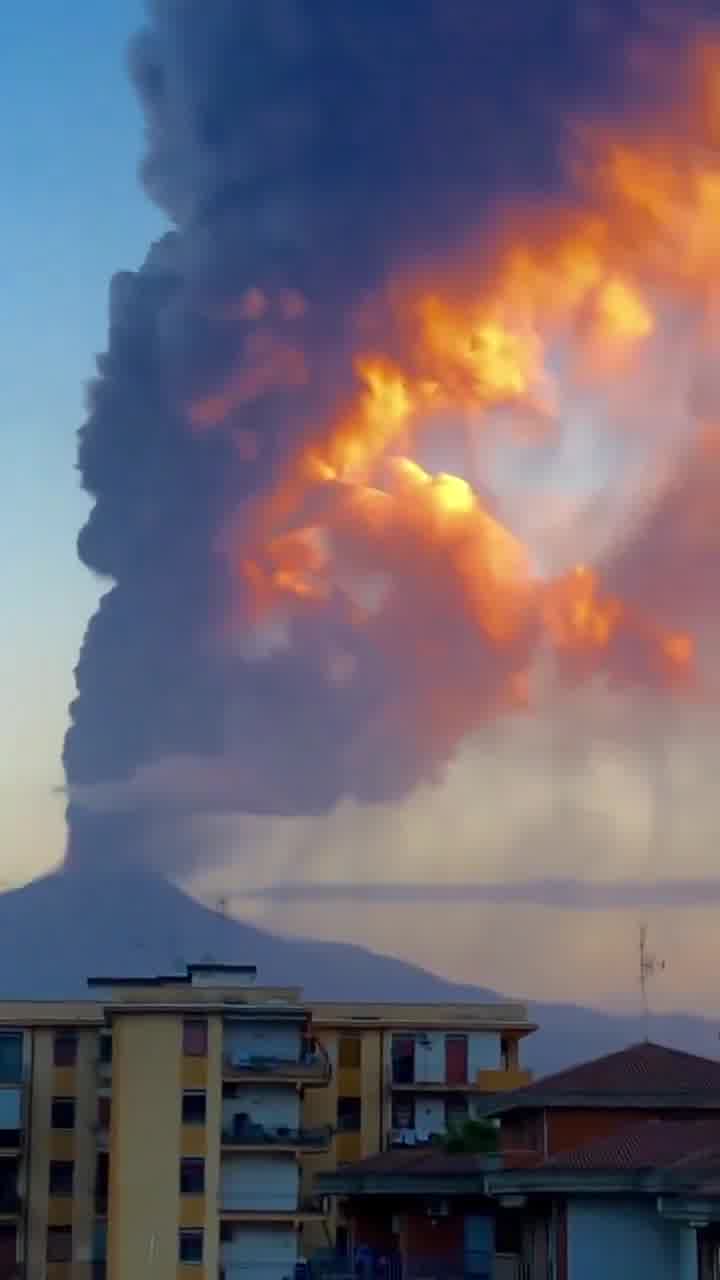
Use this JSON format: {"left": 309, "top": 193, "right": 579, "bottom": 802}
{"left": 3, "top": 864, "right": 717, "bottom": 1074}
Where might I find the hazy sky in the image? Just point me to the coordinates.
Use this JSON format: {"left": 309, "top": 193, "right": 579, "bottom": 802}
{"left": 1, "top": 1, "right": 165, "bottom": 882}
{"left": 3, "top": 3, "right": 720, "bottom": 1020}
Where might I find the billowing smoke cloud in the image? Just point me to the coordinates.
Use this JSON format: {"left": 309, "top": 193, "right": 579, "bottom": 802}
{"left": 65, "top": 0, "right": 718, "bottom": 873}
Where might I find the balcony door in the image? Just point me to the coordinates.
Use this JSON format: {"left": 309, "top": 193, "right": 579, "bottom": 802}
{"left": 445, "top": 1034, "right": 468, "bottom": 1084}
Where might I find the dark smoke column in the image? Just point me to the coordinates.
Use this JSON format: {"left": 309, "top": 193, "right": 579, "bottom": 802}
{"left": 64, "top": 0, "right": 702, "bottom": 874}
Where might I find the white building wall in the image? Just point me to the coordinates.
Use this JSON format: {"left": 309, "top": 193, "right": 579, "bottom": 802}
{"left": 567, "top": 1198, "right": 697, "bottom": 1280}
{"left": 412, "top": 1032, "right": 445, "bottom": 1082}
{"left": 220, "top": 1154, "right": 299, "bottom": 1212}
{"left": 413, "top": 1096, "right": 445, "bottom": 1137}
{"left": 224, "top": 1021, "right": 302, "bottom": 1064}
{"left": 223, "top": 1087, "right": 299, "bottom": 1134}
{"left": 221, "top": 1225, "right": 297, "bottom": 1280}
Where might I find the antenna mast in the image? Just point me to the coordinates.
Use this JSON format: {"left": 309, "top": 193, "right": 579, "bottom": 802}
{"left": 639, "top": 923, "right": 665, "bottom": 1039}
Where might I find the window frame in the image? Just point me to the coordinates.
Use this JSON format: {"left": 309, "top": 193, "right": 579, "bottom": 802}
{"left": 53, "top": 1031, "right": 78, "bottom": 1069}
{"left": 336, "top": 1095, "right": 362, "bottom": 1133}
{"left": 179, "top": 1157, "right": 205, "bottom": 1195}
{"left": 181, "top": 1091, "right": 207, "bottom": 1126}
{"left": 48, "top": 1160, "right": 75, "bottom": 1198}
{"left": 46, "top": 1226, "right": 73, "bottom": 1263}
{"left": 50, "top": 1097, "right": 76, "bottom": 1131}
{"left": 182, "top": 1019, "right": 208, "bottom": 1058}
{"left": 178, "top": 1229, "right": 204, "bottom": 1265}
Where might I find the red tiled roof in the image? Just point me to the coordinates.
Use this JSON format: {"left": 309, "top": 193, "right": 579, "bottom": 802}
{"left": 489, "top": 1041, "right": 720, "bottom": 1110}
{"left": 544, "top": 1116, "right": 720, "bottom": 1171}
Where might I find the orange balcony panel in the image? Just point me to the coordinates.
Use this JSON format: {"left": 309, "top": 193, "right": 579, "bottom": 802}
{"left": 475, "top": 1068, "right": 531, "bottom": 1092}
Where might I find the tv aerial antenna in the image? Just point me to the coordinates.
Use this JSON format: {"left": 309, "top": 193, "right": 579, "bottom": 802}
{"left": 639, "top": 923, "right": 665, "bottom": 1039}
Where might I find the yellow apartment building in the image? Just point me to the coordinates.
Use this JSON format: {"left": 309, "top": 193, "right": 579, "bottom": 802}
{"left": 0, "top": 964, "right": 534, "bottom": 1280}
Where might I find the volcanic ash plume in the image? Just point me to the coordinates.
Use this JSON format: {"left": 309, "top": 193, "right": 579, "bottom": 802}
{"left": 65, "top": 1, "right": 720, "bottom": 874}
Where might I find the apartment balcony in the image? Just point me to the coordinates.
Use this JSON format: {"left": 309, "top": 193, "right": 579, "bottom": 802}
{"left": 219, "top": 1194, "right": 326, "bottom": 1224}
{"left": 221, "top": 1122, "right": 332, "bottom": 1153}
{"left": 222, "top": 1051, "right": 330, "bottom": 1087}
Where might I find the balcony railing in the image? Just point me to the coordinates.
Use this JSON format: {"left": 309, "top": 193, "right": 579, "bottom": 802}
{"left": 222, "top": 1122, "right": 332, "bottom": 1150}
{"left": 222, "top": 1052, "right": 330, "bottom": 1083}
{"left": 220, "top": 1194, "right": 325, "bottom": 1218}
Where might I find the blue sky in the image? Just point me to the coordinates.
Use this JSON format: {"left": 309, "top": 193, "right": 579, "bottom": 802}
{"left": 0, "top": 1, "right": 166, "bottom": 881}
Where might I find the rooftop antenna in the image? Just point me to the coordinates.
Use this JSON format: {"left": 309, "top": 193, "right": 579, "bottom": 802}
{"left": 639, "top": 922, "right": 665, "bottom": 1040}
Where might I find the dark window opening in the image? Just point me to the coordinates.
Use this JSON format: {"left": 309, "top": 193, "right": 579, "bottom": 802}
{"left": 445, "top": 1034, "right": 468, "bottom": 1085}
{"left": 95, "top": 1153, "right": 109, "bottom": 1215}
{"left": 98, "top": 1097, "right": 111, "bottom": 1129}
{"left": 0, "top": 1035, "right": 22, "bottom": 1086}
{"left": 182, "top": 1091, "right": 206, "bottom": 1126}
{"left": 47, "top": 1227, "right": 72, "bottom": 1263}
{"left": 51, "top": 1097, "right": 75, "bottom": 1130}
{"left": 391, "top": 1096, "right": 415, "bottom": 1130}
{"left": 391, "top": 1036, "right": 415, "bottom": 1085}
{"left": 182, "top": 1020, "right": 208, "bottom": 1057}
{"left": 49, "top": 1161, "right": 74, "bottom": 1197}
{"left": 179, "top": 1158, "right": 205, "bottom": 1195}
{"left": 98, "top": 1035, "right": 113, "bottom": 1065}
{"left": 179, "top": 1230, "right": 203, "bottom": 1264}
{"left": 336, "top": 1097, "right": 361, "bottom": 1133}
{"left": 53, "top": 1032, "right": 78, "bottom": 1069}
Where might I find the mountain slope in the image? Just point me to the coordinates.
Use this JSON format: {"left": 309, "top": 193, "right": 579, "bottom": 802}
{"left": 2, "top": 866, "right": 716, "bottom": 1073}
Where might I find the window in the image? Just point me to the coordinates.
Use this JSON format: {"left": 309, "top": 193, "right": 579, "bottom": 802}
{"left": 391, "top": 1096, "right": 415, "bottom": 1130}
{"left": 179, "top": 1158, "right": 205, "bottom": 1195}
{"left": 0, "top": 1034, "right": 22, "bottom": 1085}
{"left": 182, "top": 1091, "right": 206, "bottom": 1126}
{"left": 445, "top": 1097, "right": 469, "bottom": 1130}
{"left": 182, "top": 1019, "right": 208, "bottom": 1057}
{"left": 178, "top": 1230, "right": 203, "bottom": 1264}
{"left": 338, "top": 1036, "right": 362, "bottom": 1069}
{"left": 98, "top": 1034, "right": 113, "bottom": 1065}
{"left": 445, "top": 1034, "right": 468, "bottom": 1085}
{"left": 391, "top": 1036, "right": 415, "bottom": 1084}
{"left": 53, "top": 1031, "right": 78, "bottom": 1069}
{"left": 47, "top": 1227, "right": 72, "bottom": 1263}
{"left": 336, "top": 1096, "right": 361, "bottom": 1133}
{"left": 49, "top": 1161, "right": 74, "bottom": 1197}
{"left": 51, "top": 1098, "right": 76, "bottom": 1130}
{"left": 98, "top": 1097, "right": 111, "bottom": 1129}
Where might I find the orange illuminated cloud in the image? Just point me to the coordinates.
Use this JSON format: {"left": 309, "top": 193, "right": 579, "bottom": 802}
{"left": 208, "top": 38, "right": 720, "bottom": 767}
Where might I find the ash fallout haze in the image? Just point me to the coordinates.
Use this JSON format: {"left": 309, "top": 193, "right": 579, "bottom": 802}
{"left": 5, "top": 0, "right": 720, "bottom": 1049}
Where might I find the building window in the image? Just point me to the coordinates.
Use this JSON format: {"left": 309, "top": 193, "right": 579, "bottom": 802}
{"left": 95, "top": 1152, "right": 109, "bottom": 1215}
{"left": 98, "top": 1034, "right": 113, "bottom": 1065}
{"left": 179, "top": 1158, "right": 205, "bottom": 1195}
{"left": 182, "top": 1091, "right": 207, "bottom": 1126}
{"left": 338, "top": 1036, "right": 362, "bottom": 1070}
{"left": 182, "top": 1019, "right": 208, "bottom": 1057}
{"left": 53, "top": 1031, "right": 78, "bottom": 1069}
{"left": 445, "top": 1034, "right": 468, "bottom": 1085}
{"left": 178, "top": 1230, "right": 203, "bottom": 1264}
{"left": 47, "top": 1226, "right": 73, "bottom": 1262}
{"left": 51, "top": 1097, "right": 76, "bottom": 1130}
{"left": 391, "top": 1036, "right": 415, "bottom": 1084}
{"left": 391, "top": 1096, "right": 415, "bottom": 1130}
{"left": 337, "top": 1096, "right": 362, "bottom": 1133}
{"left": 98, "top": 1097, "right": 111, "bottom": 1129}
{"left": 49, "top": 1161, "right": 74, "bottom": 1197}
{"left": 445, "top": 1097, "right": 469, "bottom": 1130}
{"left": 0, "top": 1034, "right": 22, "bottom": 1085}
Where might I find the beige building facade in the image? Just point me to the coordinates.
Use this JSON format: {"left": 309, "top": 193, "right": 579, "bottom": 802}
{"left": 0, "top": 966, "right": 534, "bottom": 1280}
